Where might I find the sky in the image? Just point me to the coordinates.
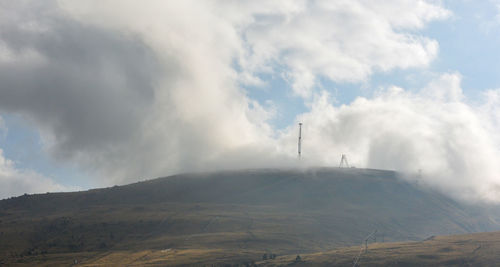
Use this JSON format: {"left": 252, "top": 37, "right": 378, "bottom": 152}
{"left": 2, "top": 0, "right": 500, "bottom": 203}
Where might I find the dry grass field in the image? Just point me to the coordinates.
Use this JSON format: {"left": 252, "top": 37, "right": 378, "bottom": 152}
{"left": 6, "top": 231, "right": 500, "bottom": 266}
{"left": 258, "top": 231, "right": 500, "bottom": 266}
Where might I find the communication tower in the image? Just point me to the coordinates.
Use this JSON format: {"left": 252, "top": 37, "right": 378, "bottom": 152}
{"left": 339, "top": 154, "right": 349, "bottom": 168}
{"left": 298, "top": 123, "right": 302, "bottom": 159}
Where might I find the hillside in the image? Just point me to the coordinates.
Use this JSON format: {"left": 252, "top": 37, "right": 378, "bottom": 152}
{"left": 258, "top": 231, "right": 500, "bottom": 266}
{"left": 1, "top": 168, "right": 499, "bottom": 266}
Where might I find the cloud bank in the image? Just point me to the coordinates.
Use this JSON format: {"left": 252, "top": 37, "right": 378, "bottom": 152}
{"left": 293, "top": 73, "right": 500, "bottom": 202}
{"left": 0, "top": 148, "right": 75, "bottom": 199}
{"left": 3, "top": 0, "right": 500, "bottom": 203}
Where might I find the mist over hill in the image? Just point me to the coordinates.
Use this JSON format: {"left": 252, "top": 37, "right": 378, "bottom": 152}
{"left": 1, "top": 168, "right": 500, "bottom": 265}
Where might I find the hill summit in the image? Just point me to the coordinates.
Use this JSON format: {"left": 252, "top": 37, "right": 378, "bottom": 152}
{"left": 1, "top": 168, "right": 499, "bottom": 265}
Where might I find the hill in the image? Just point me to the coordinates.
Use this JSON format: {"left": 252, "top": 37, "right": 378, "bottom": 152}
{"left": 1, "top": 168, "right": 499, "bottom": 266}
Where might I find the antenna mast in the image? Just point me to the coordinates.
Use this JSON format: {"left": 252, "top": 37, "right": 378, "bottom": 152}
{"left": 298, "top": 123, "right": 302, "bottom": 159}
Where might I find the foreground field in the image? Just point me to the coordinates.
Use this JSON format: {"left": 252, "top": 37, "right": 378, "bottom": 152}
{"left": 5, "top": 248, "right": 263, "bottom": 266}
{"left": 5, "top": 231, "right": 500, "bottom": 266}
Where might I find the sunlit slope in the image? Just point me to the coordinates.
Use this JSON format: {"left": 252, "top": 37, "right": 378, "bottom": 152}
{"left": 259, "top": 231, "right": 500, "bottom": 266}
{"left": 1, "top": 168, "right": 499, "bottom": 264}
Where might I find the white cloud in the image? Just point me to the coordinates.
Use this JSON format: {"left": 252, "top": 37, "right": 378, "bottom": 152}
{"left": 0, "top": 147, "right": 76, "bottom": 199}
{"left": 226, "top": 0, "right": 449, "bottom": 97}
{"left": 288, "top": 73, "right": 500, "bottom": 203}
{"left": 60, "top": 0, "right": 449, "bottom": 99}
{"left": 1, "top": 0, "right": 281, "bottom": 185}
{"left": 37, "top": 0, "right": 448, "bottom": 182}
{"left": 420, "top": 72, "right": 464, "bottom": 102}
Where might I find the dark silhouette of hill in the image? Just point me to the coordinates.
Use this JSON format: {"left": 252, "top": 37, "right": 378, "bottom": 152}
{"left": 1, "top": 168, "right": 499, "bottom": 265}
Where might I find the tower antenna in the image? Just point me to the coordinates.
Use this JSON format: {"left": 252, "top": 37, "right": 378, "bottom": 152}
{"left": 298, "top": 123, "right": 302, "bottom": 159}
{"left": 339, "top": 154, "right": 349, "bottom": 168}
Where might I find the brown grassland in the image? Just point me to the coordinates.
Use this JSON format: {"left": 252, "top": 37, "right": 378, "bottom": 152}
{"left": 4, "top": 231, "right": 500, "bottom": 266}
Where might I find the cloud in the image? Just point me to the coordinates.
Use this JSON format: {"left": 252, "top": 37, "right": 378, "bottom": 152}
{"left": 0, "top": 1, "right": 160, "bottom": 159}
{"left": 291, "top": 73, "right": 500, "bottom": 203}
{"left": 220, "top": 0, "right": 450, "bottom": 97}
{"left": 0, "top": 147, "right": 75, "bottom": 199}
{"left": 55, "top": 0, "right": 446, "bottom": 170}
{"left": 0, "top": 116, "right": 6, "bottom": 139}
{"left": 60, "top": 0, "right": 449, "bottom": 99}
{"left": 0, "top": 0, "right": 278, "bottom": 186}
{"left": 9, "top": 0, "right": 500, "bottom": 204}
